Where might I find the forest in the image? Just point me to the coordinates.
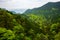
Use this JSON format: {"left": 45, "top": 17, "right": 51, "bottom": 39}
{"left": 0, "top": 2, "right": 60, "bottom": 40}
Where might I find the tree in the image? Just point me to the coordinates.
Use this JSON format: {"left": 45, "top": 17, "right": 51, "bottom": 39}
{"left": 55, "top": 32, "right": 60, "bottom": 40}
{"left": 0, "top": 28, "right": 15, "bottom": 40}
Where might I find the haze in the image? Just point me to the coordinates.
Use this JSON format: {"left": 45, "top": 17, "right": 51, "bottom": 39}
{"left": 0, "top": 0, "right": 60, "bottom": 10}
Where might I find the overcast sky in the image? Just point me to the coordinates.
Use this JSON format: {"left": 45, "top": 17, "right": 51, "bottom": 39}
{"left": 0, "top": 0, "right": 60, "bottom": 10}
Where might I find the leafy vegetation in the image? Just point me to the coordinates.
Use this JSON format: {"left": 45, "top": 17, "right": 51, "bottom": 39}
{"left": 0, "top": 2, "right": 60, "bottom": 40}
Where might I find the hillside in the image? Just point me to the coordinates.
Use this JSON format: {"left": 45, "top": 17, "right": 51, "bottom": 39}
{"left": 24, "top": 2, "right": 60, "bottom": 23}
{"left": 24, "top": 2, "right": 60, "bottom": 15}
{"left": 0, "top": 2, "right": 60, "bottom": 40}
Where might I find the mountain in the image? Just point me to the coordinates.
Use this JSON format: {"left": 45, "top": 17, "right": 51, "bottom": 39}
{"left": 24, "top": 2, "right": 60, "bottom": 15}
{"left": 23, "top": 2, "right": 60, "bottom": 23}
{"left": 9, "top": 9, "right": 27, "bottom": 13}
{"left": 0, "top": 2, "right": 60, "bottom": 39}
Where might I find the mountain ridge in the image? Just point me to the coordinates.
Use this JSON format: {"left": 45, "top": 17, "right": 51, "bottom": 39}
{"left": 9, "top": 9, "right": 27, "bottom": 13}
{"left": 24, "top": 2, "right": 60, "bottom": 14}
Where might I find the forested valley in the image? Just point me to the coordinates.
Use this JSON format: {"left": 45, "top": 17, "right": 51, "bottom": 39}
{"left": 0, "top": 2, "right": 60, "bottom": 40}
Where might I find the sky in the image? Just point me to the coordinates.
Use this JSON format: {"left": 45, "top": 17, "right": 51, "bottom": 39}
{"left": 0, "top": 0, "right": 60, "bottom": 10}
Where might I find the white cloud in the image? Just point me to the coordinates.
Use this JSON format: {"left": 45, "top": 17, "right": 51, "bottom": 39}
{"left": 0, "top": 0, "right": 60, "bottom": 9}
{"left": 49, "top": 0, "right": 60, "bottom": 2}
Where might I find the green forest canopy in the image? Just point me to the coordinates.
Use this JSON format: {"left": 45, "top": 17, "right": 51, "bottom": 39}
{"left": 0, "top": 2, "right": 60, "bottom": 40}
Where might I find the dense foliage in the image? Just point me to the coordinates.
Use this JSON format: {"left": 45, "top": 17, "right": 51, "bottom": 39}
{"left": 0, "top": 2, "right": 60, "bottom": 40}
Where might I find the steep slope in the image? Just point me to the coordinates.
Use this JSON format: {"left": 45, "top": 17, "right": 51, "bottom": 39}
{"left": 0, "top": 8, "right": 15, "bottom": 29}
{"left": 0, "top": 6, "right": 60, "bottom": 40}
{"left": 24, "top": 2, "right": 60, "bottom": 15}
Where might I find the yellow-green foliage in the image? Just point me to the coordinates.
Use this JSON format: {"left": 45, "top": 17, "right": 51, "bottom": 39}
{"left": 0, "top": 8, "right": 60, "bottom": 40}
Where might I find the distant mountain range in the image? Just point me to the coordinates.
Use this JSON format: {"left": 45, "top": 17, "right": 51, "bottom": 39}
{"left": 9, "top": 9, "right": 27, "bottom": 13}
{"left": 23, "top": 1, "right": 60, "bottom": 23}
{"left": 24, "top": 2, "right": 60, "bottom": 14}
{"left": 8, "top": 2, "right": 60, "bottom": 14}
